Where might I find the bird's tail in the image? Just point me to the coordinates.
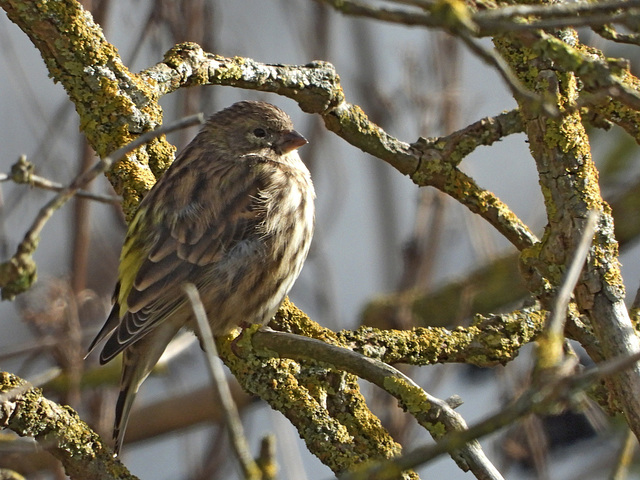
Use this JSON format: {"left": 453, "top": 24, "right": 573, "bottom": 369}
{"left": 113, "top": 376, "right": 138, "bottom": 457}
{"left": 111, "top": 321, "right": 183, "bottom": 456}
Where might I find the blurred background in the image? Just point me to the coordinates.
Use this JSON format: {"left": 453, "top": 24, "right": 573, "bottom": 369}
{"left": 1, "top": 1, "right": 640, "bottom": 479}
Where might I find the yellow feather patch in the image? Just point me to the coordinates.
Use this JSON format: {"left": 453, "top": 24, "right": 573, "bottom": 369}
{"left": 117, "top": 210, "right": 149, "bottom": 316}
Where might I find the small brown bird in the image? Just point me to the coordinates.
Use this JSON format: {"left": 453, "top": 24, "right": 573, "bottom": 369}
{"left": 87, "top": 101, "right": 315, "bottom": 455}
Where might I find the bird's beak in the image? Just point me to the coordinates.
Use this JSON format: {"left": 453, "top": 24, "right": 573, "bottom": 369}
{"left": 277, "top": 130, "right": 308, "bottom": 154}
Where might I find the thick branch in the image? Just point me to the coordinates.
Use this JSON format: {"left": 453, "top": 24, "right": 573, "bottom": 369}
{"left": 0, "top": 372, "right": 133, "bottom": 480}
{"left": 341, "top": 347, "right": 640, "bottom": 479}
{"left": 216, "top": 327, "right": 416, "bottom": 478}
{"left": 0, "top": 0, "right": 174, "bottom": 213}
{"left": 275, "top": 299, "right": 543, "bottom": 369}
{"left": 251, "top": 329, "right": 504, "bottom": 480}
{"left": 494, "top": 28, "right": 640, "bottom": 442}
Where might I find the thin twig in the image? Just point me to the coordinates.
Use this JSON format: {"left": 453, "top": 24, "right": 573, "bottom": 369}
{"left": 387, "top": 0, "right": 434, "bottom": 10}
{"left": 594, "top": 24, "right": 640, "bottom": 46}
{"left": 457, "top": 32, "right": 557, "bottom": 117}
{"left": 547, "top": 211, "right": 600, "bottom": 347}
{"left": 476, "top": 0, "right": 639, "bottom": 21}
{"left": 104, "top": 113, "right": 205, "bottom": 174}
{"left": 610, "top": 428, "right": 636, "bottom": 480}
{"left": 0, "top": 156, "right": 120, "bottom": 204}
{"left": 484, "top": 10, "right": 640, "bottom": 33}
{"left": 183, "top": 283, "right": 260, "bottom": 480}
{"left": 319, "top": 0, "right": 640, "bottom": 36}
{"left": 474, "top": 0, "right": 640, "bottom": 33}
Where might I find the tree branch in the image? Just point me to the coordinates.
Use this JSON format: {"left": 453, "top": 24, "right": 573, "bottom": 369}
{"left": 495, "top": 25, "right": 640, "bottom": 443}
{"left": 216, "top": 325, "right": 417, "bottom": 479}
{"left": 316, "top": 0, "right": 640, "bottom": 36}
{"left": 251, "top": 328, "right": 504, "bottom": 480}
{"left": 1, "top": 156, "right": 121, "bottom": 205}
{"left": 0, "top": 0, "right": 173, "bottom": 213}
{"left": 338, "top": 346, "right": 640, "bottom": 479}
{"left": 0, "top": 372, "right": 133, "bottom": 480}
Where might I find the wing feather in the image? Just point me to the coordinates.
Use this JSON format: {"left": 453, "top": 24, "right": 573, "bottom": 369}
{"left": 103, "top": 160, "right": 269, "bottom": 355}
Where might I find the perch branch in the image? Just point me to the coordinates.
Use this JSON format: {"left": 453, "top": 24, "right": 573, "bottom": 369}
{"left": 251, "top": 328, "right": 504, "bottom": 480}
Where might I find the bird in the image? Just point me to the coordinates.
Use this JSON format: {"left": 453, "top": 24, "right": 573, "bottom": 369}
{"left": 87, "top": 101, "right": 315, "bottom": 455}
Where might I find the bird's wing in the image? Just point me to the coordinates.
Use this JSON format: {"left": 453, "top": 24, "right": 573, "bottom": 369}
{"left": 98, "top": 160, "right": 271, "bottom": 363}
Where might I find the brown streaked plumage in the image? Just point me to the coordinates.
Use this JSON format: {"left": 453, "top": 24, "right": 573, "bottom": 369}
{"left": 87, "top": 101, "right": 315, "bottom": 455}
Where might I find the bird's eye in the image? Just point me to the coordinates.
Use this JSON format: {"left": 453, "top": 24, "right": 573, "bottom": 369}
{"left": 253, "top": 128, "right": 267, "bottom": 138}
